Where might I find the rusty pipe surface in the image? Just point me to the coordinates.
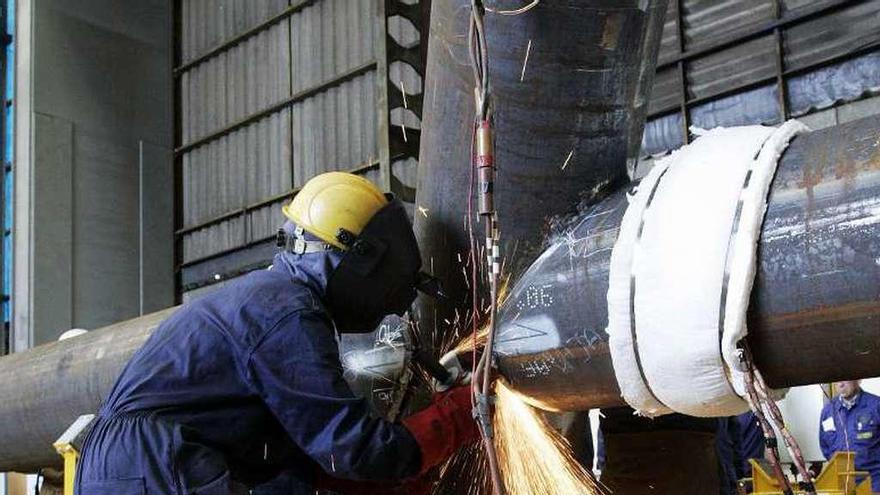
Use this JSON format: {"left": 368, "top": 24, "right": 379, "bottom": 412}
{"left": 495, "top": 115, "right": 880, "bottom": 411}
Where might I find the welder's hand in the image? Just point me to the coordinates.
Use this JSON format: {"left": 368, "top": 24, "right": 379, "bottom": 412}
{"left": 433, "top": 350, "right": 473, "bottom": 392}
{"left": 403, "top": 386, "right": 480, "bottom": 474}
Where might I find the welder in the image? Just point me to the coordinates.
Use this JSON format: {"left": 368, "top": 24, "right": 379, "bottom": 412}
{"left": 74, "top": 172, "right": 477, "bottom": 494}
{"left": 819, "top": 380, "right": 880, "bottom": 492}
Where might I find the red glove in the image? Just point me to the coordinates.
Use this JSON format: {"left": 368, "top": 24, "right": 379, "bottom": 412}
{"left": 402, "top": 385, "right": 480, "bottom": 474}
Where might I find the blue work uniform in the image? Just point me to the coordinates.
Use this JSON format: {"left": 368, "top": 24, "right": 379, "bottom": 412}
{"left": 716, "top": 417, "right": 742, "bottom": 495}
{"left": 819, "top": 391, "right": 880, "bottom": 492}
{"left": 75, "top": 244, "right": 422, "bottom": 494}
{"left": 736, "top": 411, "right": 764, "bottom": 477}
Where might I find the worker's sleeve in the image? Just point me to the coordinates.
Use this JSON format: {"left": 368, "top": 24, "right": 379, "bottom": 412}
{"left": 246, "top": 309, "right": 422, "bottom": 481}
{"left": 819, "top": 406, "right": 835, "bottom": 460}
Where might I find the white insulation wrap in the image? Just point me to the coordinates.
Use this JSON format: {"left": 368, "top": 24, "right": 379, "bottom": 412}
{"left": 607, "top": 121, "right": 807, "bottom": 418}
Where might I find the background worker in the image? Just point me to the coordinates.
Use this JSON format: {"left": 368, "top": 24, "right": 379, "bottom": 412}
{"left": 74, "top": 172, "right": 478, "bottom": 494}
{"left": 716, "top": 416, "right": 743, "bottom": 495}
{"left": 736, "top": 411, "right": 764, "bottom": 476}
{"left": 819, "top": 380, "right": 880, "bottom": 492}
{"left": 716, "top": 412, "right": 764, "bottom": 495}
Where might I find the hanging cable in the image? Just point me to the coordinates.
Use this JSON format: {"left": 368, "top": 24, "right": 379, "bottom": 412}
{"left": 743, "top": 358, "right": 793, "bottom": 495}
{"left": 467, "top": 1, "right": 504, "bottom": 494}
{"left": 749, "top": 357, "right": 816, "bottom": 494}
{"left": 466, "top": 1, "right": 542, "bottom": 492}
{"left": 741, "top": 344, "right": 816, "bottom": 495}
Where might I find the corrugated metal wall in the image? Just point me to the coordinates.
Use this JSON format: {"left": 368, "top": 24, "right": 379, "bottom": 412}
{"left": 173, "top": 0, "right": 880, "bottom": 298}
{"left": 175, "top": 0, "right": 426, "bottom": 299}
{"left": 642, "top": 0, "right": 880, "bottom": 157}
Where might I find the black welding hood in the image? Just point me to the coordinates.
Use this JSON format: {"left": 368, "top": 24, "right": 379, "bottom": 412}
{"left": 324, "top": 196, "right": 441, "bottom": 333}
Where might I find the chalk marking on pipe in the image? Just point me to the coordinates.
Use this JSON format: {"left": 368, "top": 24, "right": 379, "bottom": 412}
{"left": 520, "top": 39, "right": 532, "bottom": 82}
{"left": 579, "top": 208, "right": 613, "bottom": 222}
{"left": 418, "top": 205, "right": 429, "bottom": 218}
{"left": 803, "top": 269, "right": 845, "bottom": 278}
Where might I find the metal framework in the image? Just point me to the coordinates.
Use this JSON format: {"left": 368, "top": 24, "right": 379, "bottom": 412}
{"left": 1, "top": 0, "right": 11, "bottom": 356}
{"left": 172, "top": 0, "right": 428, "bottom": 298}
{"left": 651, "top": 0, "right": 878, "bottom": 144}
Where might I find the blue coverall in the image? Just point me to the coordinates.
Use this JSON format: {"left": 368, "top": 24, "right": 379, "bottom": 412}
{"left": 75, "top": 242, "right": 422, "bottom": 494}
{"left": 820, "top": 391, "right": 880, "bottom": 492}
{"left": 736, "top": 411, "right": 764, "bottom": 477}
{"left": 716, "top": 417, "right": 743, "bottom": 495}
{"left": 715, "top": 412, "right": 764, "bottom": 494}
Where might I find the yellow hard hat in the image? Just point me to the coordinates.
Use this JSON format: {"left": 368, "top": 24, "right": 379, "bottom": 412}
{"left": 282, "top": 172, "right": 388, "bottom": 250}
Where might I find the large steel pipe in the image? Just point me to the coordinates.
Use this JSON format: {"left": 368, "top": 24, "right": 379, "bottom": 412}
{"left": 0, "top": 309, "right": 175, "bottom": 472}
{"left": 495, "top": 115, "right": 880, "bottom": 411}
{"left": 413, "top": 0, "right": 668, "bottom": 346}
{"left": 1, "top": 118, "right": 877, "bottom": 472}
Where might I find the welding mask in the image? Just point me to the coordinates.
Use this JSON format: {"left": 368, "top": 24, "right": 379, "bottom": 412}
{"left": 324, "top": 197, "right": 442, "bottom": 332}
{"left": 278, "top": 172, "right": 443, "bottom": 333}
{"left": 280, "top": 172, "right": 443, "bottom": 333}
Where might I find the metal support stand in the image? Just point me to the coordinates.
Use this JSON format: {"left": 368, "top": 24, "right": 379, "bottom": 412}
{"left": 52, "top": 414, "right": 94, "bottom": 495}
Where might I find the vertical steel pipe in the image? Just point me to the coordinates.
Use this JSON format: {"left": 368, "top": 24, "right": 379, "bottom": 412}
{"left": 413, "top": 0, "right": 668, "bottom": 345}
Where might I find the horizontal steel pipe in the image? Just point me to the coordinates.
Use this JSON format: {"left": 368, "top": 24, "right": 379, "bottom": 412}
{"left": 495, "top": 115, "right": 880, "bottom": 411}
{"left": 0, "top": 309, "right": 409, "bottom": 473}
{"left": 1, "top": 116, "right": 877, "bottom": 471}
{"left": 0, "top": 309, "right": 175, "bottom": 472}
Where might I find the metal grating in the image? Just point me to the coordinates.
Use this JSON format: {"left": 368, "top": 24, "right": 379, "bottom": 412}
{"left": 174, "top": 0, "right": 427, "bottom": 298}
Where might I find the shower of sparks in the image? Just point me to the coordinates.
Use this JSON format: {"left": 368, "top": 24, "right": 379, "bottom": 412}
{"left": 427, "top": 241, "right": 598, "bottom": 493}
{"left": 400, "top": 80, "right": 409, "bottom": 109}
{"left": 400, "top": 80, "right": 409, "bottom": 142}
{"left": 432, "top": 379, "right": 604, "bottom": 495}
{"left": 432, "top": 275, "right": 601, "bottom": 495}
{"left": 561, "top": 149, "right": 574, "bottom": 170}
{"left": 494, "top": 381, "right": 603, "bottom": 495}
{"left": 520, "top": 40, "right": 533, "bottom": 82}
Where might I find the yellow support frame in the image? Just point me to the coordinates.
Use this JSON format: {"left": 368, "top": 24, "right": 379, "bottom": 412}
{"left": 747, "top": 452, "right": 875, "bottom": 495}
{"left": 52, "top": 440, "right": 78, "bottom": 495}
{"left": 52, "top": 414, "right": 94, "bottom": 495}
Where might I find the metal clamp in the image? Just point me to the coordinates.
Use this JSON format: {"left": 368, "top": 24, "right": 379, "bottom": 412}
{"left": 473, "top": 391, "right": 496, "bottom": 439}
